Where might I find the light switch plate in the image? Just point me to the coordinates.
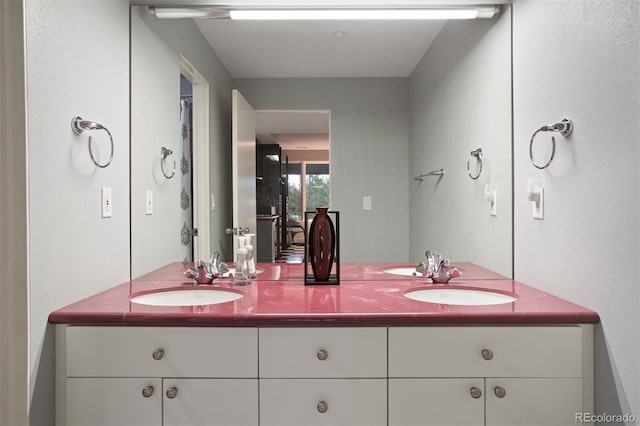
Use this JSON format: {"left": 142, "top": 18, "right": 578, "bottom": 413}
{"left": 145, "top": 190, "right": 153, "bottom": 215}
{"left": 533, "top": 188, "right": 544, "bottom": 220}
{"left": 101, "top": 187, "right": 112, "bottom": 218}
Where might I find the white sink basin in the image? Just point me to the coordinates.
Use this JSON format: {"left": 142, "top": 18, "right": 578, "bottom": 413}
{"left": 130, "top": 288, "right": 243, "bottom": 307}
{"left": 225, "top": 267, "right": 264, "bottom": 276}
{"left": 383, "top": 267, "right": 419, "bottom": 277}
{"left": 404, "top": 288, "right": 516, "bottom": 306}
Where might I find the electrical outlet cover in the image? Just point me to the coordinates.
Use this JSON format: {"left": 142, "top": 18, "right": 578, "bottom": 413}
{"left": 363, "top": 196, "right": 372, "bottom": 210}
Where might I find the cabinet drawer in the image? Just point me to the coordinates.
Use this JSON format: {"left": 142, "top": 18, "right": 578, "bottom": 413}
{"left": 389, "top": 326, "right": 582, "bottom": 378}
{"left": 65, "top": 326, "right": 257, "bottom": 377}
{"left": 259, "top": 327, "right": 387, "bottom": 378}
{"left": 260, "top": 379, "right": 387, "bottom": 426}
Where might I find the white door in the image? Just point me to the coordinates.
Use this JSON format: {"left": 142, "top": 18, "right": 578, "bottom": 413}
{"left": 485, "top": 378, "right": 583, "bottom": 426}
{"left": 389, "top": 378, "right": 484, "bottom": 426}
{"left": 65, "top": 378, "right": 162, "bottom": 426}
{"left": 231, "top": 89, "right": 257, "bottom": 258}
{"left": 163, "top": 379, "right": 258, "bottom": 426}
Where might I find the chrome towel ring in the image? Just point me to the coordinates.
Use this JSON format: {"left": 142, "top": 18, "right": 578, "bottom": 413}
{"left": 529, "top": 118, "right": 573, "bottom": 170}
{"left": 467, "top": 148, "right": 483, "bottom": 180}
{"left": 160, "top": 147, "right": 176, "bottom": 179}
{"left": 71, "top": 116, "right": 114, "bottom": 168}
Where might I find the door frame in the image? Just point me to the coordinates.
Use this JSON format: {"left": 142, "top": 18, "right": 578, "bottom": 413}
{"left": 0, "top": 0, "right": 30, "bottom": 423}
{"left": 180, "top": 56, "right": 210, "bottom": 261}
{"left": 231, "top": 89, "right": 257, "bottom": 259}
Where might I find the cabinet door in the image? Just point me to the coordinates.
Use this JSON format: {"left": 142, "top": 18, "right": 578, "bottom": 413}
{"left": 163, "top": 379, "right": 258, "bottom": 426}
{"left": 389, "top": 379, "right": 484, "bottom": 426}
{"left": 66, "top": 378, "right": 161, "bottom": 426}
{"left": 486, "top": 378, "right": 582, "bottom": 426}
{"left": 260, "top": 378, "right": 386, "bottom": 426}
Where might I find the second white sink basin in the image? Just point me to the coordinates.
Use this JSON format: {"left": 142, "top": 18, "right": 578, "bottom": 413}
{"left": 383, "top": 267, "right": 419, "bottom": 277}
{"left": 405, "top": 287, "right": 516, "bottom": 306}
{"left": 130, "top": 288, "right": 243, "bottom": 307}
{"left": 225, "top": 267, "right": 264, "bottom": 276}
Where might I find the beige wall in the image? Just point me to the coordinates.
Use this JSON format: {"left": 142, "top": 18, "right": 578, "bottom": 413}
{"left": 0, "top": 0, "right": 29, "bottom": 424}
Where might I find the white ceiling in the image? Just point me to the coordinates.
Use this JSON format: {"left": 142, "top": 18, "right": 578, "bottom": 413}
{"left": 256, "top": 111, "right": 330, "bottom": 150}
{"left": 196, "top": 19, "right": 446, "bottom": 78}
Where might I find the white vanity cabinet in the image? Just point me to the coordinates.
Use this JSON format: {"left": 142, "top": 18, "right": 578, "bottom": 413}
{"left": 56, "top": 326, "right": 259, "bottom": 426}
{"left": 388, "top": 326, "right": 593, "bottom": 426}
{"left": 57, "top": 325, "right": 593, "bottom": 426}
{"left": 258, "top": 327, "right": 388, "bottom": 426}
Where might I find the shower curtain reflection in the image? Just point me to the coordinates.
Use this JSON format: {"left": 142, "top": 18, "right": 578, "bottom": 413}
{"left": 180, "top": 90, "right": 194, "bottom": 261}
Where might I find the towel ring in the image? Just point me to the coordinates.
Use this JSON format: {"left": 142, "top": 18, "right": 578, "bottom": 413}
{"left": 467, "top": 148, "right": 483, "bottom": 180}
{"left": 529, "top": 118, "right": 573, "bottom": 170}
{"left": 71, "top": 116, "right": 114, "bottom": 168}
{"left": 160, "top": 147, "right": 176, "bottom": 179}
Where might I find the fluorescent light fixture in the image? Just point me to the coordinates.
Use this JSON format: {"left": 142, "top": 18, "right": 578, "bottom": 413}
{"left": 149, "top": 6, "right": 229, "bottom": 19}
{"left": 229, "top": 7, "right": 499, "bottom": 20}
{"left": 151, "top": 6, "right": 500, "bottom": 20}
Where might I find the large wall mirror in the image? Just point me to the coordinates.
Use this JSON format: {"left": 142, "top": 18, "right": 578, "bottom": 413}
{"left": 130, "top": 2, "right": 513, "bottom": 280}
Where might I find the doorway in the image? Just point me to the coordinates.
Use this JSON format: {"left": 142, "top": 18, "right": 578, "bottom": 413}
{"left": 179, "top": 74, "right": 194, "bottom": 261}
{"left": 180, "top": 56, "right": 210, "bottom": 261}
{"left": 255, "top": 110, "right": 331, "bottom": 260}
{"left": 287, "top": 162, "right": 330, "bottom": 221}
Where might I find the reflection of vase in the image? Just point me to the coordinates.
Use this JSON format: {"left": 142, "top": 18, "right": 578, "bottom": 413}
{"left": 309, "top": 287, "right": 336, "bottom": 312}
{"left": 308, "top": 207, "right": 336, "bottom": 281}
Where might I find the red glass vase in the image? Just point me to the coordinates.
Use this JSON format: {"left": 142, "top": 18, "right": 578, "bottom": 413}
{"left": 308, "top": 207, "right": 336, "bottom": 281}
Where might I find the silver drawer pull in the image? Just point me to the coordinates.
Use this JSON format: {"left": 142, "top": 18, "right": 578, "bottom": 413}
{"left": 317, "top": 401, "right": 328, "bottom": 413}
{"left": 469, "top": 387, "right": 482, "bottom": 399}
{"left": 481, "top": 348, "right": 494, "bottom": 360}
{"left": 494, "top": 386, "right": 506, "bottom": 398}
{"left": 166, "top": 387, "right": 178, "bottom": 399}
{"left": 152, "top": 348, "right": 164, "bottom": 360}
{"left": 316, "top": 349, "right": 328, "bottom": 361}
{"left": 142, "top": 386, "right": 154, "bottom": 398}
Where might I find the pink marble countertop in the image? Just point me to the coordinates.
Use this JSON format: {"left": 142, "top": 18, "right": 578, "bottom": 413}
{"left": 48, "top": 262, "right": 599, "bottom": 326}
